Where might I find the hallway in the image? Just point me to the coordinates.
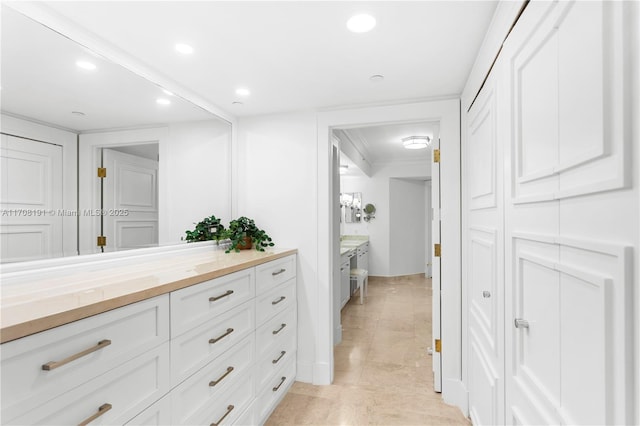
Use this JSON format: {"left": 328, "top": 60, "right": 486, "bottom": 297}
{"left": 266, "top": 276, "right": 470, "bottom": 425}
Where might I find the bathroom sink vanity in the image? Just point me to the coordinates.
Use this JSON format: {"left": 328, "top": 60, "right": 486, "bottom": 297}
{"left": 339, "top": 236, "right": 369, "bottom": 308}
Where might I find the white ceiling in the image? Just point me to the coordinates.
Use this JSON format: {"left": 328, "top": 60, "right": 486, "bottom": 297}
{"left": 35, "top": 1, "right": 498, "bottom": 118}
{"left": 2, "top": 1, "right": 497, "bottom": 165}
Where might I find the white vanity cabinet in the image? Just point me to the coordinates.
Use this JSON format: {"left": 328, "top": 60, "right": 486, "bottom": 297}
{"left": 0, "top": 250, "right": 297, "bottom": 426}
{"left": 0, "top": 295, "right": 170, "bottom": 425}
{"left": 340, "top": 250, "right": 353, "bottom": 308}
{"left": 356, "top": 242, "right": 369, "bottom": 273}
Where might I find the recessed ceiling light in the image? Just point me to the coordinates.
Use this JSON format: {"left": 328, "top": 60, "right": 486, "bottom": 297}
{"left": 402, "top": 136, "right": 431, "bottom": 150}
{"left": 232, "top": 101, "right": 244, "bottom": 106}
{"left": 76, "top": 60, "right": 96, "bottom": 70}
{"left": 370, "top": 74, "right": 385, "bottom": 83}
{"left": 347, "top": 14, "right": 376, "bottom": 33}
{"left": 235, "top": 88, "right": 251, "bottom": 97}
{"left": 175, "top": 43, "right": 194, "bottom": 54}
{"left": 71, "top": 111, "right": 86, "bottom": 116}
{"left": 156, "top": 98, "right": 171, "bottom": 105}
{"left": 162, "top": 89, "right": 174, "bottom": 96}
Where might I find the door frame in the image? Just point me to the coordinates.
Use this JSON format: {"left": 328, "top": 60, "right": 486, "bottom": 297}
{"left": 316, "top": 98, "right": 464, "bottom": 411}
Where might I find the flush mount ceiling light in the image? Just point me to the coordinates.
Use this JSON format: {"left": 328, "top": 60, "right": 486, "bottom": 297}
{"left": 76, "top": 60, "right": 96, "bottom": 70}
{"left": 347, "top": 14, "right": 376, "bottom": 33}
{"left": 402, "top": 136, "right": 431, "bottom": 150}
{"left": 175, "top": 43, "right": 194, "bottom": 54}
{"left": 156, "top": 98, "right": 171, "bottom": 105}
{"left": 369, "top": 74, "right": 385, "bottom": 83}
{"left": 235, "top": 88, "right": 251, "bottom": 97}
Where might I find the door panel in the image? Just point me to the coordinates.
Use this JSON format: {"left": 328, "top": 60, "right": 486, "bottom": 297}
{"left": 465, "top": 72, "right": 504, "bottom": 425}
{"left": 431, "top": 134, "right": 441, "bottom": 392}
{"left": 504, "top": 1, "right": 634, "bottom": 424}
{"left": 103, "top": 149, "right": 158, "bottom": 252}
{"left": 0, "top": 134, "right": 63, "bottom": 262}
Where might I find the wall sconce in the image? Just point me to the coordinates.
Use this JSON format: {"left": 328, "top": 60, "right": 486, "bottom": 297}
{"left": 363, "top": 203, "right": 376, "bottom": 222}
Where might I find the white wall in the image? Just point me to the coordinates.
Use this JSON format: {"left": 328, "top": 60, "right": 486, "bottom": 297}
{"left": 341, "top": 162, "right": 430, "bottom": 277}
{"left": 389, "top": 178, "right": 426, "bottom": 276}
{"left": 236, "top": 111, "right": 319, "bottom": 382}
{"left": 165, "top": 119, "right": 232, "bottom": 242}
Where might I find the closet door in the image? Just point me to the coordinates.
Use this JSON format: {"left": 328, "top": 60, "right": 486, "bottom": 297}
{"left": 0, "top": 134, "right": 63, "bottom": 262}
{"left": 503, "top": 1, "right": 634, "bottom": 424}
{"left": 464, "top": 70, "right": 505, "bottom": 425}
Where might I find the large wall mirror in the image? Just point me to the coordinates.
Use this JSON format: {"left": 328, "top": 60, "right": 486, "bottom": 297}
{"left": 0, "top": 6, "right": 232, "bottom": 263}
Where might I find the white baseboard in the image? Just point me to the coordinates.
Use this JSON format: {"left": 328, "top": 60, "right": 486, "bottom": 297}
{"left": 443, "top": 378, "right": 469, "bottom": 417}
{"left": 296, "top": 360, "right": 314, "bottom": 383}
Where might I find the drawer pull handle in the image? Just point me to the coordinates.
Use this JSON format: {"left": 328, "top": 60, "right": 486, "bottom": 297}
{"left": 209, "top": 366, "right": 234, "bottom": 387}
{"left": 272, "top": 350, "right": 286, "bottom": 364}
{"left": 42, "top": 339, "right": 111, "bottom": 371}
{"left": 78, "top": 403, "right": 112, "bottom": 426}
{"left": 272, "top": 268, "right": 286, "bottom": 276}
{"left": 271, "top": 296, "right": 286, "bottom": 305}
{"left": 272, "top": 376, "right": 286, "bottom": 392}
{"left": 209, "top": 290, "right": 234, "bottom": 302}
{"left": 209, "top": 328, "right": 234, "bottom": 344}
{"left": 272, "top": 323, "right": 286, "bottom": 335}
{"left": 210, "top": 404, "right": 234, "bottom": 426}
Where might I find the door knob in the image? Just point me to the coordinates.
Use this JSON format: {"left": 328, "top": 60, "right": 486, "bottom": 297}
{"left": 482, "top": 291, "right": 491, "bottom": 298}
{"left": 514, "top": 318, "right": 529, "bottom": 329}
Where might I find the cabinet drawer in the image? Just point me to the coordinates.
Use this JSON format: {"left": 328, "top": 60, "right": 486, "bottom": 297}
{"left": 255, "top": 255, "right": 296, "bottom": 295}
{"left": 182, "top": 369, "right": 255, "bottom": 426}
{"left": 11, "top": 343, "right": 170, "bottom": 425}
{"left": 171, "top": 300, "right": 255, "bottom": 385}
{"left": 255, "top": 333, "right": 296, "bottom": 393}
{"left": 171, "top": 333, "right": 255, "bottom": 424}
{"left": 1, "top": 295, "right": 169, "bottom": 422}
{"left": 256, "top": 305, "right": 296, "bottom": 360}
{"left": 171, "top": 268, "right": 255, "bottom": 338}
{"left": 255, "top": 358, "right": 296, "bottom": 424}
{"left": 125, "top": 394, "right": 171, "bottom": 426}
{"left": 235, "top": 399, "right": 256, "bottom": 426}
{"left": 255, "top": 279, "right": 295, "bottom": 325}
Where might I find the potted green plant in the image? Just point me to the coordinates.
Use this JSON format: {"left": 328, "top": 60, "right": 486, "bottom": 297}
{"left": 185, "top": 214, "right": 226, "bottom": 242}
{"left": 224, "top": 216, "right": 275, "bottom": 253}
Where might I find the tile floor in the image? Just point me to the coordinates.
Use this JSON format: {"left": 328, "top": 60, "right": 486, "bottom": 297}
{"left": 266, "top": 275, "right": 471, "bottom": 425}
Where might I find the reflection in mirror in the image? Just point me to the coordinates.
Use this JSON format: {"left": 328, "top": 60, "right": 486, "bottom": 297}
{"left": 0, "top": 6, "right": 232, "bottom": 262}
{"left": 340, "top": 192, "right": 362, "bottom": 223}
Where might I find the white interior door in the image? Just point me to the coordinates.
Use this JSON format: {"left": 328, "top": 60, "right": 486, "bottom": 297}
{"left": 101, "top": 148, "right": 158, "bottom": 252}
{"left": 464, "top": 70, "right": 505, "bottom": 425}
{"left": 431, "top": 136, "right": 442, "bottom": 392}
{"left": 503, "top": 1, "right": 635, "bottom": 424}
{"left": 0, "top": 134, "right": 63, "bottom": 262}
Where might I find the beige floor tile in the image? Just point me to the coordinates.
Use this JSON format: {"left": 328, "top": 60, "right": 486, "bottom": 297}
{"left": 266, "top": 275, "right": 470, "bottom": 426}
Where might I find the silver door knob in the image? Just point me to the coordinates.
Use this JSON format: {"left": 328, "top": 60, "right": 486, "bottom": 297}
{"left": 514, "top": 318, "right": 529, "bottom": 329}
{"left": 482, "top": 291, "right": 491, "bottom": 298}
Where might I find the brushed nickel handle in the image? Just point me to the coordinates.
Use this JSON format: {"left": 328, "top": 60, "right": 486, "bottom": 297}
{"left": 271, "top": 296, "right": 286, "bottom": 305}
{"left": 209, "top": 328, "right": 234, "bottom": 344}
{"left": 482, "top": 291, "right": 491, "bottom": 298}
{"left": 209, "top": 290, "right": 234, "bottom": 302}
{"left": 210, "top": 404, "right": 234, "bottom": 426}
{"left": 272, "top": 268, "right": 286, "bottom": 276}
{"left": 209, "top": 366, "right": 234, "bottom": 387}
{"left": 78, "top": 403, "right": 112, "bottom": 426}
{"left": 272, "top": 323, "right": 286, "bottom": 335}
{"left": 272, "top": 350, "right": 286, "bottom": 364}
{"left": 272, "top": 376, "right": 286, "bottom": 392}
{"left": 514, "top": 318, "right": 529, "bottom": 329}
{"left": 42, "top": 339, "right": 111, "bottom": 371}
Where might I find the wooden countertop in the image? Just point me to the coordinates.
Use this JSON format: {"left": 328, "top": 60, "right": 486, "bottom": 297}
{"left": 0, "top": 247, "right": 297, "bottom": 344}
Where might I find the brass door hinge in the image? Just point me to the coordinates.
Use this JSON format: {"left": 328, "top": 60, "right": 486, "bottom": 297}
{"left": 97, "top": 167, "right": 107, "bottom": 178}
{"left": 97, "top": 236, "right": 107, "bottom": 247}
{"left": 433, "top": 149, "right": 440, "bottom": 163}
{"left": 435, "top": 339, "right": 441, "bottom": 353}
{"left": 434, "top": 243, "right": 441, "bottom": 257}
